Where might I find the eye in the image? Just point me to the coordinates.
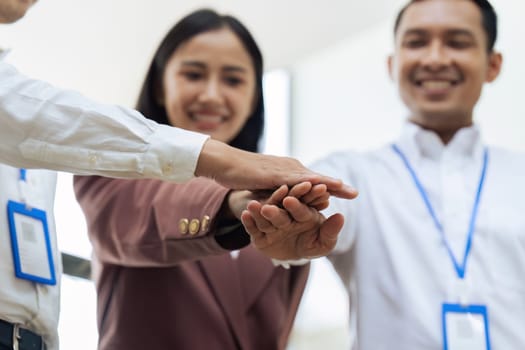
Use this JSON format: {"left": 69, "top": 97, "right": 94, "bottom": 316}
{"left": 403, "top": 38, "right": 427, "bottom": 48}
{"left": 182, "top": 71, "right": 203, "bottom": 81}
{"left": 224, "top": 76, "right": 244, "bottom": 87}
{"left": 448, "top": 40, "right": 472, "bottom": 49}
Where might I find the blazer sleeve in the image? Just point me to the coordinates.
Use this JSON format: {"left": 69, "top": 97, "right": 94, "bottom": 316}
{"left": 73, "top": 175, "right": 248, "bottom": 267}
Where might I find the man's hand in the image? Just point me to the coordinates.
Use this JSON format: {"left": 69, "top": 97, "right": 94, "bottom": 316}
{"left": 240, "top": 184, "right": 346, "bottom": 260}
{"left": 226, "top": 182, "right": 329, "bottom": 220}
{"left": 195, "top": 139, "right": 357, "bottom": 199}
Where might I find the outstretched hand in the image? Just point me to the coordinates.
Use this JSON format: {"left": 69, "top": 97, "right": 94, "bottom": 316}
{"left": 195, "top": 139, "right": 358, "bottom": 199}
{"left": 240, "top": 183, "right": 346, "bottom": 260}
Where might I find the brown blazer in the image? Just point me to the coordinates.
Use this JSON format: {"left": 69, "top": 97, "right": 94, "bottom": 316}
{"left": 74, "top": 175, "right": 309, "bottom": 350}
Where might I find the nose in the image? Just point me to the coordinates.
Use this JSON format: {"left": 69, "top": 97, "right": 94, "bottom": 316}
{"left": 421, "top": 40, "right": 452, "bottom": 70}
{"left": 198, "top": 77, "right": 224, "bottom": 104}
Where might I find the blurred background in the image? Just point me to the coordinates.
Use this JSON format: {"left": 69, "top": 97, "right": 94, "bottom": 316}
{"left": 1, "top": 0, "right": 524, "bottom": 348}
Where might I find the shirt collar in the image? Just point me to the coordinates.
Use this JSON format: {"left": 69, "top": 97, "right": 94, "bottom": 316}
{"left": 396, "top": 121, "right": 484, "bottom": 163}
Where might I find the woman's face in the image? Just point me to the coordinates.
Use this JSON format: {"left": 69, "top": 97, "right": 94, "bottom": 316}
{"left": 161, "top": 27, "right": 257, "bottom": 143}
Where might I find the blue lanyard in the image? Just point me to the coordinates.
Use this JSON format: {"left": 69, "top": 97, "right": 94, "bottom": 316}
{"left": 391, "top": 144, "right": 488, "bottom": 279}
{"left": 19, "top": 168, "right": 27, "bottom": 182}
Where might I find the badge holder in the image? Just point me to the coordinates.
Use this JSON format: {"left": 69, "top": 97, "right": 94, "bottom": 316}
{"left": 442, "top": 303, "right": 490, "bottom": 350}
{"left": 7, "top": 200, "right": 56, "bottom": 285}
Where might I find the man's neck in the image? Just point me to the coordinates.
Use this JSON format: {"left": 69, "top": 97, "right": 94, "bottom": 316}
{"left": 409, "top": 118, "right": 473, "bottom": 145}
{"left": 435, "top": 128, "right": 460, "bottom": 145}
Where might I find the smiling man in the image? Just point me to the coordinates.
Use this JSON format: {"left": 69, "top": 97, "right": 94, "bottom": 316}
{"left": 389, "top": 0, "right": 501, "bottom": 143}
{"left": 242, "top": 0, "right": 525, "bottom": 349}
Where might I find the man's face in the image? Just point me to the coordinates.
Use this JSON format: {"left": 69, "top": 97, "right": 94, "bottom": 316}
{"left": 389, "top": 0, "right": 501, "bottom": 132}
{"left": 0, "top": 0, "right": 36, "bottom": 24}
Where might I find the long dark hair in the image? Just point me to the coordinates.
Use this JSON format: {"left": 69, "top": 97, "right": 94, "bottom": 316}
{"left": 136, "top": 8, "right": 264, "bottom": 152}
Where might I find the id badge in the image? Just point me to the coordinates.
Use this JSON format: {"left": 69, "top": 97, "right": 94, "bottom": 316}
{"left": 7, "top": 200, "right": 56, "bottom": 285}
{"left": 442, "top": 303, "right": 490, "bottom": 350}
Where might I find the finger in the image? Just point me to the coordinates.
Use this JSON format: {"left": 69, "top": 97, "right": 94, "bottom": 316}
{"left": 309, "top": 174, "right": 359, "bottom": 200}
{"left": 327, "top": 185, "right": 359, "bottom": 200}
{"left": 265, "top": 184, "right": 289, "bottom": 206}
{"left": 301, "top": 184, "right": 328, "bottom": 204}
{"left": 318, "top": 213, "right": 345, "bottom": 248}
{"left": 311, "top": 200, "right": 329, "bottom": 211}
{"left": 240, "top": 210, "right": 262, "bottom": 238}
{"left": 246, "top": 200, "right": 278, "bottom": 233}
{"left": 241, "top": 210, "right": 265, "bottom": 246}
{"left": 260, "top": 204, "right": 292, "bottom": 227}
{"left": 297, "top": 213, "right": 345, "bottom": 259}
{"left": 282, "top": 196, "right": 317, "bottom": 223}
{"left": 308, "top": 188, "right": 330, "bottom": 209}
{"left": 306, "top": 193, "right": 330, "bottom": 207}
{"left": 288, "top": 182, "right": 312, "bottom": 198}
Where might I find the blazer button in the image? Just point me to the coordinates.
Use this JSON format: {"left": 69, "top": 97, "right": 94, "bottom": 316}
{"left": 189, "top": 219, "right": 200, "bottom": 235}
{"left": 201, "top": 215, "right": 210, "bottom": 232}
{"left": 178, "top": 218, "right": 189, "bottom": 234}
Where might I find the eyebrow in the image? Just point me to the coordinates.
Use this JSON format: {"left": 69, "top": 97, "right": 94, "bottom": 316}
{"left": 180, "top": 61, "right": 206, "bottom": 69}
{"left": 401, "top": 28, "right": 476, "bottom": 40}
{"left": 181, "top": 60, "right": 248, "bottom": 74}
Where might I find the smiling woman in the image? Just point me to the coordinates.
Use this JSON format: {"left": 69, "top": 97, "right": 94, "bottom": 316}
{"left": 160, "top": 28, "right": 256, "bottom": 144}
{"left": 73, "top": 9, "right": 312, "bottom": 350}
{"left": 136, "top": 9, "right": 265, "bottom": 153}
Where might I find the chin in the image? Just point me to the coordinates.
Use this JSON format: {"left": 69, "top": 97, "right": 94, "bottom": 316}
{"left": 415, "top": 110, "right": 469, "bottom": 128}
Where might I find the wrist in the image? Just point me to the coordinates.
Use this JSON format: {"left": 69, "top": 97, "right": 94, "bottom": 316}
{"left": 195, "top": 139, "right": 232, "bottom": 179}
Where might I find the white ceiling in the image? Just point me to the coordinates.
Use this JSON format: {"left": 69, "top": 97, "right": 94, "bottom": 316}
{"left": 0, "top": 0, "right": 405, "bottom": 104}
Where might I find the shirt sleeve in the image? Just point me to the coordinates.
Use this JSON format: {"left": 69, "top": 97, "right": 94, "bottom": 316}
{"left": 310, "top": 151, "right": 360, "bottom": 254}
{"left": 0, "top": 61, "right": 209, "bottom": 182}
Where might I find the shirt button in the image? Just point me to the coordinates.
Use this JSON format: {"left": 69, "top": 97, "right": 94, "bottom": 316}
{"left": 88, "top": 154, "right": 98, "bottom": 165}
{"left": 162, "top": 162, "right": 173, "bottom": 175}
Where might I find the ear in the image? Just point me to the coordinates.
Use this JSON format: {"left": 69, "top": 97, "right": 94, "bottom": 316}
{"left": 387, "top": 55, "right": 395, "bottom": 81}
{"left": 485, "top": 51, "right": 502, "bottom": 83}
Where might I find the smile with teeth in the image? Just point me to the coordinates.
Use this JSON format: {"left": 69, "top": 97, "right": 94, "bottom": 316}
{"left": 414, "top": 75, "right": 462, "bottom": 90}
{"left": 191, "top": 113, "right": 226, "bottom": 123}
{"left": 419, "top": 80, "right": 457, "bottom": 89}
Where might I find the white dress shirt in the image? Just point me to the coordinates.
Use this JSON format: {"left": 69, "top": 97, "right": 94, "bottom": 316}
{"left": 0, "top": 166, "right": 60, "bottom": 349}
{"left": 312, "top": 123, "right": 525, "bottom": 349}
{"left": 0, "top": 60, "right": 208, "bottom": 182}
{"left": 0, "top": 58, "right": 208, "bottom": 349}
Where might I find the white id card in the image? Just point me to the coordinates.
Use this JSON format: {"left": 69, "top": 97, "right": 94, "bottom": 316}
{"left": 442, "top": 303, "right": 490, "bottom": 350}
{"left": 7, "top": 200, "right": 56, "bottom": 285}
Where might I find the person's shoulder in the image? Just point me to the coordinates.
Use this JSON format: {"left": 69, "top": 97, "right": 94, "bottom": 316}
{"left": 488, "top": 146, "right": 525, "bottom": 171}
{"left": 310, "top": 143, "right": 397, "bottom": 170}
{"left": 489, "top": 146, "right": 525, "bottom": 158}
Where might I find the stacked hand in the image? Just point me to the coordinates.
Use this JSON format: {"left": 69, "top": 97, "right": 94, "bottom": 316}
{"left": 238, "top": 182, "right": 356, "bottom": 260}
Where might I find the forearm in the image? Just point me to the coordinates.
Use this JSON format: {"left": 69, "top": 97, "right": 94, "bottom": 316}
{"left": 0, "top": 61, "right": 208, "bottom": 181}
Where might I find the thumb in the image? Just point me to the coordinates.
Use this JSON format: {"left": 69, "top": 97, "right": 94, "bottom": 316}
{"left": 319, "top": 213, "right": 345, "bottom": 248}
